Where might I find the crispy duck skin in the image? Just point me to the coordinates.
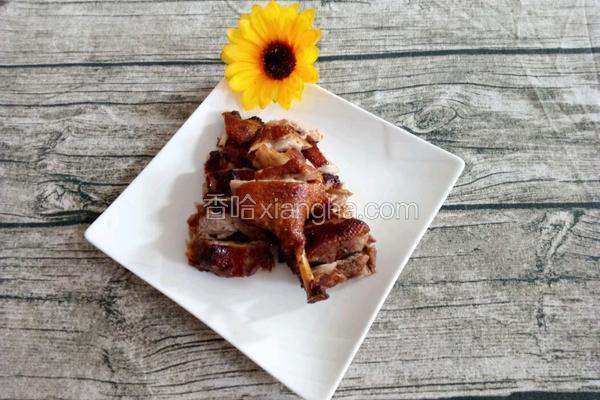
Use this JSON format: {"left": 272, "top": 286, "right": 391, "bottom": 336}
{"left": 302, "top": 144, "right": 328, "bottom": 168}
{"left": 186, "top": 235, "right": 274, "bottom": 277}
{"left": 305, "top": 217, "right": 371, "bottom": 264}
{"left": 220, "top": 111, "right": 263, "bottom": 147}
{"left": 311, "top": 240, "right": 376, "bottom": 289}
{"left": 230, "top": 180, "right": 328, "bottom": 252}
{"left": 186, "top": 206, "right": 273, "bottom": 277}
{"left": 186, "top": 111, "right": 377, "bottom": 301}
{"left": 231, "top": 179, "right": 330, "bottom": 302}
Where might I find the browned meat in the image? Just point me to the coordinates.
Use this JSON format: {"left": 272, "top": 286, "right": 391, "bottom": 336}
{"left": 226, "top": 146, "right": 253, "bottom": 165}
{"left": 187, "top": 205, "right": 268, "bottom": 241}
{"left": 187, "top": 204, "right": 273, "bottom": 277}
{"left": 248, "top": 144, "right": 290, "bottom": 169}
{"left": 248, "top": 121, "right": 314, "bottom": 169}
{"left": 322, "top": 173, "right": 341, "bottom": 188}
{"left": 255, "top": 149, "right": 321, "bottom": 182}
{"left": 327, "top": 185, "right": 353, "bottom": 214}
{"left": 231, "top": 179, "right": 330, "bottom": 302}
{"left": 305, "top": 217, "right": 371, "bottom": 263}
{"left": 231, "top": 180, "right": 328, "bottom": 254}
{"left": 250, "top": 121, "right": 312, "bottom": 152}
{"left": 188, "top": 206, "right": 237, "bottom": 239}
{"left": 204, "top": 146, "right": 253, "bottom": 173}
{"left": 222, "top": 146, "right": 255, "bottom": 169}
{"left": 312, "top": 240, "right": 376, "bottom": 289}
{"left": 186, "top": 111, "right": 377, "bottom": 302}
{"left": 302, "top": 144, "right": 328, "bottom": 168}
{"left": 275, "top": 119, "right": 322, "bottom": 142}
{"left": 206, "top": 168, "right": 255, "bottom": 196}
{"left": 186, "top": 235, "right": 274, "bottom": 277}
{"left": 221, "top": 111, "right": 263, "bottom": 147}
{"left": 204, "top": 150, "right": 230, "bottom": 173}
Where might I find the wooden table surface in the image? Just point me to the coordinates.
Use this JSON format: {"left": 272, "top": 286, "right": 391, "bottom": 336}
{"left": 1, "top": 1, "right": 599, "bottom": 399}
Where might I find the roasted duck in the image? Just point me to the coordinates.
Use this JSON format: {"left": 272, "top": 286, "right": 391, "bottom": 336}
{"left": 186, "top": 111, "right": 376, "bottom": 302}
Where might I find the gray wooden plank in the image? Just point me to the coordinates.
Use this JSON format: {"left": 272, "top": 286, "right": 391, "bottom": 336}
{"left": 1, "top": 52, "right": 599, "bottom": 224}
{"left": 1, "top": 0, "right": 599, "bottom": 399}
{"left": 1, "top": 0, "right": 599, "bottom": 66}
{"left": 1, "top": 209, "right": 598, "bottom": 399}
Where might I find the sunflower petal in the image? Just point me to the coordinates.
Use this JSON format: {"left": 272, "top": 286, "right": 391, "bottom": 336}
{"left": 227, "top": 28, "right": 260, "bottom": 49}
{"left": 289, "top": 74, "right": 304, "bottom": 101}
{"left": 276, "top": 79, "right": 293, "bottom": 109}
{"left": 264, "top": 1, "right": 281, "bottom": 21}
{"left": 258, "top": 79, "right": 275, "bottom": 109}
{"left": 250, "top": 5, "right": 269, "bottom": 41}
{"left": 298, "top": 46, "right": 319, "bottom": 64}
{"left": 300, "top": 8, "right": 316, "bottom": 25}
{"left": 228, "top": 70, "right": 260, "bottom": 92}
{"left": 291, "top": 79, "right": 304, "bottom": 101}
{"left": 226, "top": 28, "right": 241, "bottom": 44}
{"left": 221, "top": 43, "right": 260, "bottom": 64}
{"left": 222, "top": 1, "right": 320, "bottom": 109}
{"left": 277, "top": 9, "right": 291, "bottom": 39}
{"left": 241, "top": 86, "right": 259, "bottom": 110}
{"left": 295, "top": 63, "right": 319, "bottom": 83}
{"left": 225, "top": 62, "right": 258, "bottom": 79}
{"left": 307, "top": 27, "right": 321, "bottom": 45}
{"left": 239, "top": 19, "right": 264, "bottom": 47}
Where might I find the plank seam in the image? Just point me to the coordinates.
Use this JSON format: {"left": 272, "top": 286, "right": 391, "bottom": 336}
{"left": 1, "top": 47, "right": 599, "bottom": 69}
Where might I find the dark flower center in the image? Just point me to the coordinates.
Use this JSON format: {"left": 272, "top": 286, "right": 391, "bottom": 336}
{"left": 262, "top": 41, "right": 296, "bottom": 80}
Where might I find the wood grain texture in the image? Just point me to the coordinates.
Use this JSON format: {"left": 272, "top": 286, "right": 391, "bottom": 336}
{"left": 1, "top": 0, "right": 599, "bottom": 399}
{"left": 1, "top": 52, "right": 599, "bottom": 224}
{"left": 1, "top": 0, "right": 600, "bottom": 65}
{"left": 1, "top": 209, "right": 599, "bottom": 399}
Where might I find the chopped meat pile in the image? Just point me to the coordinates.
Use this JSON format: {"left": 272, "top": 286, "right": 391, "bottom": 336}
{"left": 186, "top": 111, "right": 376, "bottom": 303}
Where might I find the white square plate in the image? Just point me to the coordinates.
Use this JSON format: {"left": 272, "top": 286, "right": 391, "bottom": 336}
{"left": 85, "top": 79, "right": 464, "bottom": 400}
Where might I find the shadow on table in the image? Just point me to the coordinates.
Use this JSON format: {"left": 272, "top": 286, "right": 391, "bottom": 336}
{"left": 148, "top": 120, "right": 220, "bottom": 265}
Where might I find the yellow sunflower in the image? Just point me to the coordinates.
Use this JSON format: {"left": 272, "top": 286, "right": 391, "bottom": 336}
{"left": 221, "top": 1, "right": 321, "bottom": 110}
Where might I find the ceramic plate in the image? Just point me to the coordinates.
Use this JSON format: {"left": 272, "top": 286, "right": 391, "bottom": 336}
{"left": 85, "top": 79, "right": 464, "bottom": 400}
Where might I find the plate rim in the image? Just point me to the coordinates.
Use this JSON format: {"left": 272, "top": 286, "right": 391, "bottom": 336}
{"left": 85, "top": 79, "right": 465, "bottom": 400}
